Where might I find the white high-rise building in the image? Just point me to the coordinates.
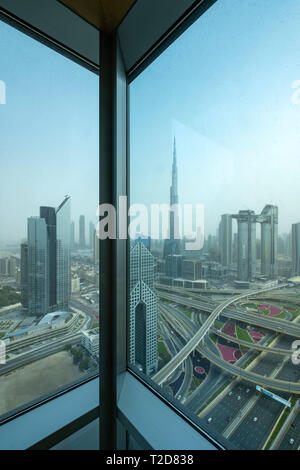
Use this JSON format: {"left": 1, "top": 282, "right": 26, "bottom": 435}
{"left": 129, "top": 241, "right": 158, "bottom": 376}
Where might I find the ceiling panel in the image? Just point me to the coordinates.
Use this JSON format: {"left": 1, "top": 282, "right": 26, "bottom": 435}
{"left": 59, "top": 0, "right": 136, "bottom": 33}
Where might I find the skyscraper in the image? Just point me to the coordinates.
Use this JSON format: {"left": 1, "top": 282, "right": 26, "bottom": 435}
{"left": 292, "top": 223, "right": 300, "bottom": 276}
{"left": 89, "top": 222, "right": 95, "bottom": 249}
{"left": 79, "top": 215, "right": 85, "bottom": 248}
{"left": 129, "top": 241, "right": 158, "bottom": 375}
{"left": 233, "top": 210, "right": 256, "bottom": 281}
{"left": 56, "top": 197, "right": 71, "bottom": 311}
{"left": 220, "top": 214, "right": 232, "bottom": 267}
{"left": 27, "top": 217, "right": 49, "bottom": 315}
{"left": 20, "top": 243, "right": 28, "bottom": 310}
{"left": 259, "top": 205, "right": 278, "bottom": 279}
{"left": 94, "top": 230, "right": 99, "bottom": 265}
{"left": 40, "top": 206, "right": 57, "bottom": 307}
{"left": 164, "top": 137, "right": 181, "bottom": 267}
{"left": 22, "top": 196, "right": 71, "bottom": 315}
{"left": 70, "top": 221, "right": 75, "bottom": 249}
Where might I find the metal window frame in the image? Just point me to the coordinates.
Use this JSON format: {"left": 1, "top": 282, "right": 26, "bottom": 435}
{"left": 0, "top": 0, "right": 228, "bottom": 451}
{"left": 0, "top": 0, "right": 99, "bottom": 72}
{"left": 111, "top": 0, "right": 226, "bottom": 451}
{"left": 106, "top": 0, "right": 226, "bottom": 451}
{"left": 0, "top": 0, "right": 100, "bottom": 449}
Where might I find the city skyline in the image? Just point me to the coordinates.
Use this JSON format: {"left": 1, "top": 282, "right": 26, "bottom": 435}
{"left": 0, "top": 20, "right": 99, "bottom": 245}
{"left": 130, "top": 0, "right": 300, "bottom": 237}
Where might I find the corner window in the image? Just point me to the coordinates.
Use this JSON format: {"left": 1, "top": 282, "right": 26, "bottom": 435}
{"left": 129, "top": 0, "right": 300, "bottom": 450}
{"left": 0, "top": 19, "right": 99, "bottom": 421}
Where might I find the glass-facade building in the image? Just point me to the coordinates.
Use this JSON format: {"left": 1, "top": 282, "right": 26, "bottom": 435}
{"left": 56, "top": 197, "right": 71, "bottom": 311}
{"left": 24, "top": 197, "right": 71, "bottom": 316}
{"left": 27, "top": 217, "right": 49, "bottom": 315}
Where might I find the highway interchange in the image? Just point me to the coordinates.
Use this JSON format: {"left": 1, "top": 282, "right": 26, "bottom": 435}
{"left": 154, "top": 283, "right": 300, "bottom": 449}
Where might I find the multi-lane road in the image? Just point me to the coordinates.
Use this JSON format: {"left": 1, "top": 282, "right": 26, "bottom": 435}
{"left": 153, "top": 284, "right": 288, "bottom": 385}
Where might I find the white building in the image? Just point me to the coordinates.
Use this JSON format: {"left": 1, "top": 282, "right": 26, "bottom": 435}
{"left": 81, "top": 328, "right": 99, "bottom": 356}
{"left": 71, "top": 274, "right": 80, "bottom": 293}
{"left": 129, "top": 241, "right": 158, "bottom": 376}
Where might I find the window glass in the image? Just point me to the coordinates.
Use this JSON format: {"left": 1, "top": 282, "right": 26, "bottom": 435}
{"left": 129, "top": 0, "right": 300, "bottom": 450}
{"left": 0, "top": 19, "right": 99, "bottom": 419}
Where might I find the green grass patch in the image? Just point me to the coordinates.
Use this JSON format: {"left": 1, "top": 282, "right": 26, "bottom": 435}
{"left": 264, "top": 404, "right": 292, "bottom": 449}
{"left": 209, "top": 333, "right": 218, "bottom": 344}
{"left": 0, "top": 286, "right": 21, "bottom": 308}
{"left": 158, "top": 341, "right": 171, "bottom": 363}
{"left": 243, "top": 303, "right": 258, "bottom": 310}
{"left": 188, "top": 376, "right": 202, "bottom": 395}
{"left": 180, "top": 308, "right": 192, "bottom": 319}
{"left": 236, "top": 325, "right": 254, "bottom": 344}
{"left": 262, "top": 309, "right": 271, "bottom": 316}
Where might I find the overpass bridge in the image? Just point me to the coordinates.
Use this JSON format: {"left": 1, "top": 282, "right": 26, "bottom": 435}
{"left": 161, "top": 302, "right": 296, "bottom": 357}
{"left": 153, "top": 284, "right": 287, "bottom": 385}
{"left": 159, "top": 303, "right": 300, "bottom": 394}
{"left": 158, "top": 291, "right": 300, "bottom": 338}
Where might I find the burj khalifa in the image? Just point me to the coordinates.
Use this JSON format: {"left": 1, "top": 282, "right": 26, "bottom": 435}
{"left": 163, "top": 137, "right": 181, "bottom": 258}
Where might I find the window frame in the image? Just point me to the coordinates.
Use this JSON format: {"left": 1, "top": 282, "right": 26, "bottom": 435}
{"left": 0, "top": 0, "right": 227, "bottom": 450}
{"left": 0, "top": 0, "right": 100, "bottom": 448}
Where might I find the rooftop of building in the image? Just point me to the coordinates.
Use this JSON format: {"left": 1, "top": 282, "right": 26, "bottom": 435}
{"left": 288, "top": 276, "right": 300, "bottom": 284}
{"left": 83, "top": 327, "right": 99, "bottom": 337}
{"left": 38, "top": 311, "right": 70, "bottom": 326}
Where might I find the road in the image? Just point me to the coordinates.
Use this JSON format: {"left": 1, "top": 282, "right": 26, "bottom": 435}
{"left": 153, "top": 284, "right": 287, "bottom": 385}
{"left": 70, "top": 297, "right": 99, "bottom": 321}
{"left": 158, "top": 291, "right": 300, "bottom": 338}
{"left": 0, "top": 333, "right": 81, "bottom": 375}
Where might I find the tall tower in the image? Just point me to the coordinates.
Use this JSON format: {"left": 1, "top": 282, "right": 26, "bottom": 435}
{"left": 20, "top": 243, "right": 28, "bottom": 310}
{"left": 79, "top": 215, "right": 85, "bottom": 248}
{"left": 233, "top": 210, "right": 256, "bottom": 281}
{"left": 70, "top": 221, "right": 75, "bottom": 249}
{"left": 129, "top": 241, "right": 158, "bottom": 376}
{"left": 89, "top": 222, "right": 95, "bottom": 249}
{"left": 259, "top": 205, "right": 278, "bottom": 279}
{"left": 164, "top": 137, "right": 181, "bottom": 260}
{"left": 23, "top": 197, "right": 71, "bottom": 316}
{"left": 94, "top": 230, "right": 99, "bottom": 265}
{"left": 27, "top": 217, "right": 49, "bottom": 315}
{"left": 40, "top": 206, "right": 57, "bottom": 307}
{"left": 220, "top": 214, "right": 232, "bottom": 267}
{"left": 56, "top": 196, "right": 71, "bottom": 311}
{"left": 292, "top": 223, "right": 300, "bottom": 276}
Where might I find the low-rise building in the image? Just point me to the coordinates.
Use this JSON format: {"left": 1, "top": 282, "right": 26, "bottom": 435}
{"left": 81, "top": 328, "right": 99, "bottom": 356}
{"left": 71, "top": 274, "right": 80, "bottom": 293}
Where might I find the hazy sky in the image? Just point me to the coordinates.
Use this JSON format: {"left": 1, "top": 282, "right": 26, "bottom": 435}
{"left": 2, "top": 0, "right": 300, "bottom": 246}
{"left": 0, "top": 20, "right": 99, "bottom": 245}
{"left": 130, "top": 0, "right": 300, "bottom": 238}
